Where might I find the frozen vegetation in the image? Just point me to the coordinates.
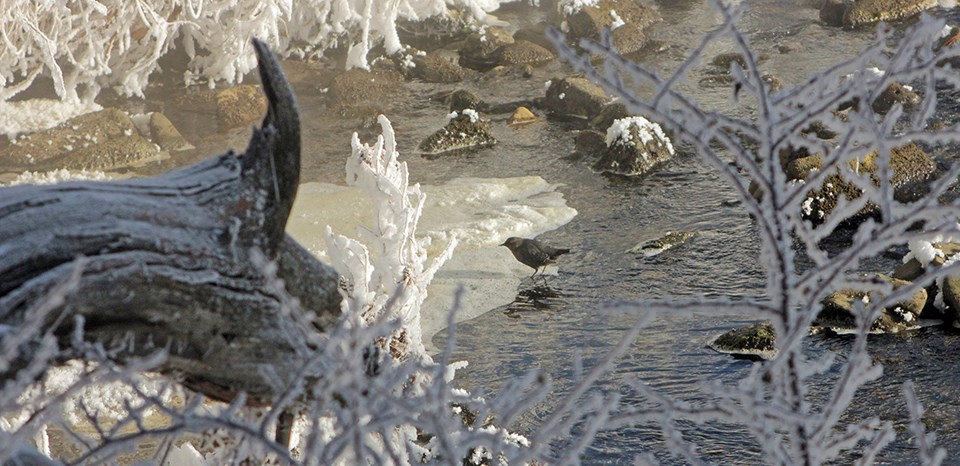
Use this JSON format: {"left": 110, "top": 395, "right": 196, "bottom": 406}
{"left": 0, "top": 0, "right": 571, "bottom": 106}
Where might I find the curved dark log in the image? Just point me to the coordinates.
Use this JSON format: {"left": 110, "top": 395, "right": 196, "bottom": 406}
{"left": 0, "top": 39, "right": 340, "bottom": 404}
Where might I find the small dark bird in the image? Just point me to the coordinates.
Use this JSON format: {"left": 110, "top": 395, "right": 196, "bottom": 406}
{"left": 500, "top": 237, "right": 571, "bottom": 279}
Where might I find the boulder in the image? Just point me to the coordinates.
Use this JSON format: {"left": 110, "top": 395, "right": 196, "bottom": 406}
{"left": 800, "top": 143, "right": 937, "bottom": 225}
{"left": 815, "top": 275, "right": 927, "bottom": 333}
{"left": 941, "top": 275, "right": 960, "bottom": 325}
{"left": 872, "top": 82, "right": 920, "bottom": 114}
{"left": 574, "top": 129, "right": 607, "bottom": 155}
{"left": 543, "top": 77, "right": 610, "bottom": 118}
{"left": 149, "top": 112, "right": 193, "bottom": 152}
{"left": 820, "top": 0, "right": 848, "bottom": 27}
{"left": 419, "top": 110, "right": 497, "bottom": 154}
{"left": 412, "top": 51, "right": 466, "bottom": 83}
{"left": 593, "top": 116, "right": 674, "bottom": 176}
{"left": 55, "top": 134, "right": 166, "bottom": 171}
{"left": 459, "top": 26, "right": 514, "bottom": 71}
{"left": 711, "top": 322, "right": 776, "bottom": 360}
{"left": 590, "top": 102, "right": 630, "bottom": 130}
{"left": 513, "top": 22, "right": 556, "bottom": 52}
{"left": 449, "top": 90, "right": 486, "bottom": 113}
{"left": 843, "top": 0, "right": 937, "bottom": 28}
{"left": 0, "top": 108, "right": 137, "bottom": 166}
{"left": 215, "top": 84, "right": 266, "bottom": 129}
{"left": 329, "top": 69, "right": 407, "bottom": 116}
{"left": 497, "top": 40, "right": 555, "bottom": 67}
{"left": 0, "top": 108, "right": 173, "bottom": 171}
{"left": 611, "top": 23, "right": 648, "bottom": 55}
{"left": 566, "top": 0, "right": 661, "bottom": 41}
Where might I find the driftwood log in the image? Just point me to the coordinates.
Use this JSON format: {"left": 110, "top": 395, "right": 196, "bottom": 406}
{"left": 0, "top": 40, "right": 341, "bottom": 405}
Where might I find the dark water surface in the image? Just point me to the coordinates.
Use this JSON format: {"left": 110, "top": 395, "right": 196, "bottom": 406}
{"left": 26, "top": 0, "right": 960, "bottom": 463}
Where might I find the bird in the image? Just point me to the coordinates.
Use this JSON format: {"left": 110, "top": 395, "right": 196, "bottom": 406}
{"left": 500, "top": 237, "right": 571, "bottom": 280}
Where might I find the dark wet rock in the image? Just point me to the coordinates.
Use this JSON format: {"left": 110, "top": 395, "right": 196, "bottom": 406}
{"left": 0, "top": 108, "right": 168, "bottom": 171}
{"left": 872, "top": 82, "right": 921, "bottom": 114}
{"left": 627, "top": 231, "right": 694, "bottom": 257}
{"left": 941, "top": 275, "right": 960, "bottom": 325}
{"left": 711, "top": 52, "right": 749, "bottom": 70}
{"left": 215, "top": 84, "right": 266, "bottom": 129}
{"left": 566, "top": 0, "right": 661, "bottom": 42}
{"left": 459, "top": 26, "right": 514, "bottom": 71}
{"left": 894, "top": 243, "right": 960, "bottom": 282}
{"left": 802, "top": 119, "right": 841, "bottom": 140}
{"left": 412, "top": 51, "right": 466, "bottom": 83}
{"left": 800, "top": 143, "right": 937, "bottom": 225}
{"left": 509, "top": 107, "right": 538, "bottom": 125}
{"left": 149, "top": 112, "right": 193, "bottom": 152}
{"left": 593, "top": 117, "right": 674, "bottom": 176}
{"left": 419, "top": 111, "right": 496, "bottom": 154}
{"left": 543, "top": 77, "right": 610, "bottom": 118}
{"left": 816, "top": 275, "right": 926, "bottom": 333}
{"left": 611, "top": 23, "right": 648, "bottom": 55}
{"left": 574, "top": 129, "right": 607, "bottom": 155}
{"left": 820, "top": 0, "right": 848, "bottom": 27}
{"left": 590, "top": 102, "right": 630, "bottom": 130}
{"left": 496, "top": 40, "right": 555, "bottom": 67}
{"left": 450, "top": 89, "right": 486, "bottom": 113}
{"left": 843, "top": 0, "right": 937, "bottom": 28}
{"left": 711, "top": 322, "right": 776, "bottom": 359}
{"left": 330, "top": 69, "right": 405, "bottom": 118}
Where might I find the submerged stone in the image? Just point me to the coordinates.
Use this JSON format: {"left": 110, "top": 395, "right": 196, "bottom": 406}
{"left": 711, "top": 322, "right": 776, "bottom": 360}
{"left": 627, "top": 231, "right": 694, "bottom": 257}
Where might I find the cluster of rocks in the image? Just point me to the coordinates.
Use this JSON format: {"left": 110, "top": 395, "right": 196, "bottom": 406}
{"left": 0, "top": 83, "right": 269, "bottom": 176}
{"left": 713, "top": 238, "right": 960, "bottom": 360}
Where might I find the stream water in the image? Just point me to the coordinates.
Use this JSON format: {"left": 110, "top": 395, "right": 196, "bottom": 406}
{"left": 9, "top": 0, "right": 960, "bottom": 464}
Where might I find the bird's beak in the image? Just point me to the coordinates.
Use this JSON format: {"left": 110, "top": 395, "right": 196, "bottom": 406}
{"left": 499, "top": 241, "right": 507, "bottom": 246}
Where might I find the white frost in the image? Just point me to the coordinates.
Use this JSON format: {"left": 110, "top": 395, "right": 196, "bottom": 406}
{"left": 605, "top": 116, "right": 675, "bottom": 155}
